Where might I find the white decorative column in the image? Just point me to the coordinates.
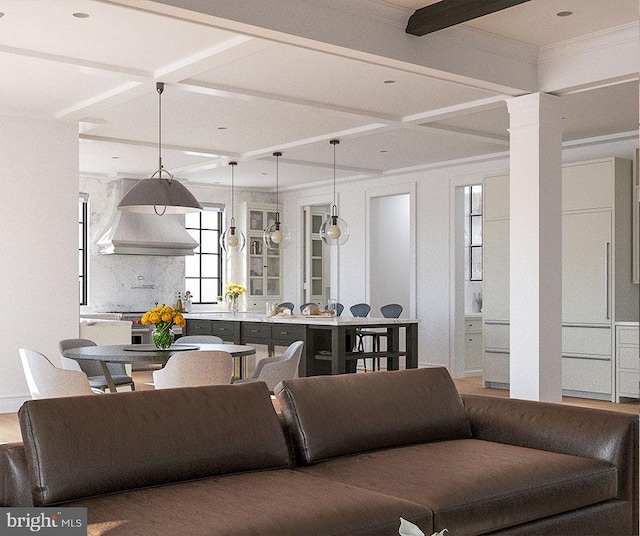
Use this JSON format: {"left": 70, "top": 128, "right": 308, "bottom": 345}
{"left": 507, "top": 93, "right": 563, "bottom": 402}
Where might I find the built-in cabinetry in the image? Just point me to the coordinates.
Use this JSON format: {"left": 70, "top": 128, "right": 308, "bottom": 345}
{"left": 464, "top": 315, "right": 483, "bottom": 376}
{"left": 615, "top": 324, "right": 639, "bottom": 401}
{"left": 483, "top": 157, "right": 637, "bottom": 400}
{"left": 239, "top": 203, "right": 283, "bottom": 311}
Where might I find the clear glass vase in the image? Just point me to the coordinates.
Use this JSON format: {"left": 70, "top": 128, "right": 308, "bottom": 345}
{"left": 228, "top": 296, "right": 239, "bottom": 315}
{"left": 152, "top": 324, "right": 175, "bottom": 350}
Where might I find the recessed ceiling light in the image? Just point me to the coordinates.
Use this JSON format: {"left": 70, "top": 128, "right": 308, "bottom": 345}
{"left": 217, "top": 126, "right": 227, "bottom": 130}
{"left": 72, "top": 12, "right": 90, "bottom": 18}
{"left": 0, "top": 13, "right": 5, "bottom": 19}
{"left": 380, "top": 150, "right": 388, "bottom": 153}
{"left": 261, "top": 172, "right": 268, "bottom": 176}
{"left": 556, "top": 11, "right": 573, "bottom": 17}
{"left": 383, "top": 80, "right": 396, "bottom": 84}
{"left": 111, "top": 156, "right": 120, "bottom": 160}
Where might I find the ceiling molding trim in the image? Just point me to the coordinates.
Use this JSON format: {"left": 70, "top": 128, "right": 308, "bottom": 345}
{"left": 0, "top": 44, "right": 151, "bottom": 80}
{"left": 417, "top": 123, "right": 509, "bottom": 146}
{"left": 539, "top": 22, "right": 639, "bottom": 64}
{"left": 402, "top": 95, "right": 508, "bottom": 125}
{"left": 55, "top": 82, "right": 144, "bottom": 120}
{"left": 153, "top": 35, "right": 255, "bottom": 82}
{"left": 240, "top": 123, "right": 388, "bottom": 159}
{"left": 562, "top": 130, "right": 639, "bottom": 149}
{"left": 178, "top": 80, "right": 401, "bottom": 123}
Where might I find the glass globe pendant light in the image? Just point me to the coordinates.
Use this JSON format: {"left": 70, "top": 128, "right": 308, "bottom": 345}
{"left": 220, "top": 161, "right": 246, "bottom": 252}
{"left": 264, "top": 151, "right": 291, "bottom": 251}
{"left": 320, "top": 139, "right": 350, "bottom": 246}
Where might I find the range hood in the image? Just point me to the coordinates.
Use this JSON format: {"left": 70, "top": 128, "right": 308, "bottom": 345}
{"left": 98, "top": 211, "right": 198, "bottom": 256}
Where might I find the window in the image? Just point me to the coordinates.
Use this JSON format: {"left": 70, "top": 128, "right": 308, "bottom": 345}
{"left": 464, "top": 185, "right": 483, "bottom": 281}
{"left": 185, "top": 206, "right": 223, "bottom": 303}
{"left": 79, "top": 194, "right": 88, "bottom": 305}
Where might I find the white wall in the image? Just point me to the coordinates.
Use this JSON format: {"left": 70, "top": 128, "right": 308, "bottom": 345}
{"left": 1, "top": 116, "right": 79, "bottom": 412}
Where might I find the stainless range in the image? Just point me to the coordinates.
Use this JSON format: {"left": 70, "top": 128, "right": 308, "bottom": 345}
{"left": 121, "top": 313, "right": 153, "bottom": 345}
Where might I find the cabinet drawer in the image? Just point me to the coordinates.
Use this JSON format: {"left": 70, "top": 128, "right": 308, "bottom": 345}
{"left": 271, "top": 324, "right": 306, "bottom": 342}
{"left": 562, "top": 356, "right": 611, "bottom": 394}
{"left": 619, "top": 347, "right": 640, "bottom": 370}
{"left": 618, "top": 370, "right": 639, "bottom": 397}
{"left": 242, "top": 322, "right": 271, "bottom": 341}
{"left": 562, "top": 326, "right": 611, "bottom": 356}
{"left": 484, "top": 323, "right": 509, "bottom": 350}
{"left": 484, "top": 351, "right": 509, "bottom": 384}
{"left": 464, "top": 318, "right": 482, "bottom": 333}
{"left": 210, "top": 321, "right": 240, "bottom": 341}
{"left": 617, "top": 326, "right": 639, "bottom": 346}
{"left": 186, "top": 319, "right": 212, "bottom": 336}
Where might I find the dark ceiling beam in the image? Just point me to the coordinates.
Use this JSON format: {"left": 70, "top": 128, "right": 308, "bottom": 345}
{"left": 406, "top": 0, "right": 532, "bottom": 36}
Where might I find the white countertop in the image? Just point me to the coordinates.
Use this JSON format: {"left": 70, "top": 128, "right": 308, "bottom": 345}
{"left": 80, "top": 318, "right": 131, "bottom": 326}
{"left": 183, "top": 312, "right": 418, "bottom": 325}
{"left": 615, "top": 321, "right": 639, "bottom": 327}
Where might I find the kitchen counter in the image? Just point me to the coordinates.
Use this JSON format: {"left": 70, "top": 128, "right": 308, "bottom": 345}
{"left": 183, "top": 312, "right": 417, "bottom": 326}
{"left": 184, "top": 314, "right": 418, "bottom": 376}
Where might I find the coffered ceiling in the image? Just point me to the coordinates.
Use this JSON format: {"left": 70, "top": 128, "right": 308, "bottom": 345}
{"left": 0, "top": 0, "right": 637, "bottom": 189}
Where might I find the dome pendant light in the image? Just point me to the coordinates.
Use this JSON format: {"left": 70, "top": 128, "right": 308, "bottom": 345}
{"left": 264, "top": 151, "right": 291, "bottom": 251}
{"left": 320, "top": 139, "right": 349, "bottom": 246}
{"left": 118, "top": 82, "right": 202, "bottom": 215}
{"left": 220, "top": 162, "right": 246, "bottom": 252}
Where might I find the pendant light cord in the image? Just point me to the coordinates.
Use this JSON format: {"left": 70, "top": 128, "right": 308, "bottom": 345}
{"left": 230, "top": 162, "right": 237, "bottom": 223}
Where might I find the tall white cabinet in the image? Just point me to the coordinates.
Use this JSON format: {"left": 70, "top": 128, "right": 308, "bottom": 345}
{"left": 483, "top": 157, "right": 637, "bottom": 401}
{"left": 238, "top": 202, "right": 283, "bottom": 312}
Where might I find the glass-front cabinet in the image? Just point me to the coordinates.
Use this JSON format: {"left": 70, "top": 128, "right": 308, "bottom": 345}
{"left": 240, "top": 203, "right": 283, "bottom": 311}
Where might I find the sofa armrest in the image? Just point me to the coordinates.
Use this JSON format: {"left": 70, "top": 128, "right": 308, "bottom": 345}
{"left": 462, "top": 394, "right": 638, "bottom": 530}
{"left": 0, "top": 442, "right": 33, "bottom": 507}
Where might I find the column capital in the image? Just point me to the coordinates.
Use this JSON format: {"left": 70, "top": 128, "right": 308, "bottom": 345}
{"left": 507, "top": 92, "right": 564, "bottom": 130}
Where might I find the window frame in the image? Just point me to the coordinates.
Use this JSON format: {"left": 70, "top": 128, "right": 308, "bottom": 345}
{"left": 185, "top": 205, "right": 224, "bottom": 304}
{"left": 79, "top": 193, "right": 89, "bottom": 306}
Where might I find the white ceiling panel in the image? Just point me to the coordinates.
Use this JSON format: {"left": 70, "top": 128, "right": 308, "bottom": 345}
{"left": 0, "top": 0, "right": 240, "bottom": 73}
{"left": 191, "top": 43, "right": 501, "bottom": 119}
{"left": 86, "top": 85, "right": 383, "bottom": 155}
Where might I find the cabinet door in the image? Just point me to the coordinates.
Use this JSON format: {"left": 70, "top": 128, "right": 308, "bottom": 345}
{"left": 562, "top": 211, "right": 612, "bottom": 324}
{"left": 483, "top": 219, "right": 509, "bottom": 322}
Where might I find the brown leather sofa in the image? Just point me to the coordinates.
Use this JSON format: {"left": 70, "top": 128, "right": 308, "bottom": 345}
{"left": 1, "top": 367, "right": 637, "bottom": 535}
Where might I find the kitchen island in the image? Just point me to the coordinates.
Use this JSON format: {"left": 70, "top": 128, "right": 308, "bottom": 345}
{"left": 183, "top": 312, "right": 418, "bottom": 376}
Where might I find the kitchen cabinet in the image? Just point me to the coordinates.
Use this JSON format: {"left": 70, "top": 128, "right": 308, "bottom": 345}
{"left": 482, "top": 157, "right": 635, "bottom": 400}
{"left": 239, "top": 203, "right": 283, "bottom": 311}
{"left": 464, "top": 315, "right": 483, "bottom": 376}
{"left": 616, "top": 324, "right": 639, "bottom": 400}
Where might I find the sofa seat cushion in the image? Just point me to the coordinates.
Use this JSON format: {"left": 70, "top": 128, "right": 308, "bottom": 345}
{"left": 67, "top": 469, "right": 433, "bottom": 536}
{"left": 296, "top": 439, "right": 617, "bottom": 535}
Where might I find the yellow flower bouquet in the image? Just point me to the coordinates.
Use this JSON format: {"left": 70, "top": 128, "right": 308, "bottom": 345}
{"left": 141, "top": 303, "right": 186, "bottom": 350}
{"left": 224, "top": 283, "right": 246, "bottom": 314}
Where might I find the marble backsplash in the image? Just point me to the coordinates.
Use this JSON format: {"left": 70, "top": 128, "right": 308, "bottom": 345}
{"left": 80, "top": 175, "right": 272, "bottom": 313}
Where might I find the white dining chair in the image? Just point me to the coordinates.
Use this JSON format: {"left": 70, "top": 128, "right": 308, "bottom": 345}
{"left": 234, "top": 341, "right": 304, "bottom": 392}
{"left": 177, "top": 335, "right": 223, "bottom": 344}
{"left": 20, "top": 348, "right": 94, "bottom": 399}
{"left": 152, "top": 350, "right": 234, "bottom": 389}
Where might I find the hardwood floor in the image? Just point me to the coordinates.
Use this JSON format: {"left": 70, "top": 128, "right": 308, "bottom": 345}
{"left": 1, "top": 372, "right": 636, "bottom": 445}
{"left": 454, "top": 376, "right": 639, "bottom": 415}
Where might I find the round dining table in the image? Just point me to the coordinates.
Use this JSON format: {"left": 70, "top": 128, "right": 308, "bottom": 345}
{"left": 62, "top": 343, "right": 256, "bottom": 393}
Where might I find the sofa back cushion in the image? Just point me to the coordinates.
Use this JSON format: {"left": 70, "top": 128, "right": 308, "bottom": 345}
{"left": 275, "top": 367, "right": 472, "bottom": 464}
{"left": 19, "top": 382, "right": 290, "bottom": 506}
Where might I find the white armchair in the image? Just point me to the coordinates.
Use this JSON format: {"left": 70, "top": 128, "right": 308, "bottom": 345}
{"left": 20, "top": 348, "right": 93, "bottom": 399}
{"left": 153, "top": 350, "right": 234, "bottom": 389}
{"left": 234, "top": 341, "right": 304, "bottom": 392}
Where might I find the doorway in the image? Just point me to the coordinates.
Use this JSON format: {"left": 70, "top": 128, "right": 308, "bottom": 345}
{"left": 368, "top": 194, "right": 411, "bottom": 314}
